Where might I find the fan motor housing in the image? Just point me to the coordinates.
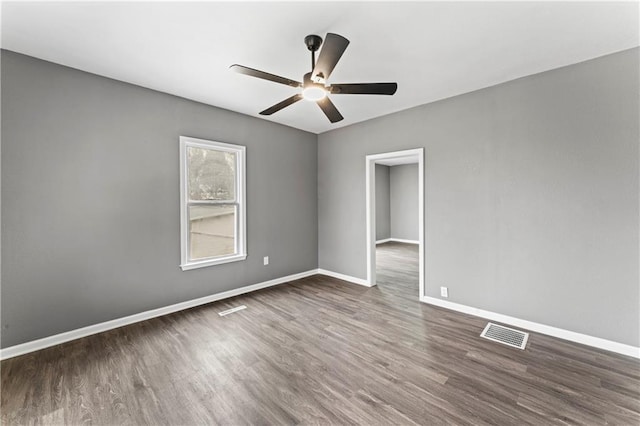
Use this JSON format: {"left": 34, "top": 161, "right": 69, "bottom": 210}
{"left": 303, "top": 72, "right": 326, "bottom": 89}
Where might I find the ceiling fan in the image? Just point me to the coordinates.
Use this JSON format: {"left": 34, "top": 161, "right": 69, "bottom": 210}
{"left": 230, "top": 33, "right": 398, "bottom": 123}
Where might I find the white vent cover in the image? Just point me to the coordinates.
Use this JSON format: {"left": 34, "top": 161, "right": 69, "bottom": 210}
{"left": 218, "top": 305, "right": 247, "bottom": 317}
{"left": 480, "top": 323, "right": 529, "bottom": 350}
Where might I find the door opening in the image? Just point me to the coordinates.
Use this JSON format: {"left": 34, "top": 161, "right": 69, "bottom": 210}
{"left": 365, "top": 149, "right": 424, "bottom": 299}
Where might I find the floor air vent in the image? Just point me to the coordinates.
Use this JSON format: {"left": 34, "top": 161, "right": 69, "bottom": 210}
{"left": 218, "top": 305, "right": 247, "bottom": 317}
{"left": 480, "top": 323, "right": 529, "bottom": 350}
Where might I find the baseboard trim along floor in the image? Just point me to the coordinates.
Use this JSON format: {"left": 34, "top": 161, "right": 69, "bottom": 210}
{"left": 422, "top": 296, "right": 640, "bottom": 359}
{"left": 316, "top": 269, "right": 372, "bottom": 287}
{"left": 376, "top": 238, "right": 419, "bottom": 245}
{"left": 0, "top": 269, "right": 318, "bottom": 360}
{"left": 3, "top": 271, "right": 636, "bottom": 360}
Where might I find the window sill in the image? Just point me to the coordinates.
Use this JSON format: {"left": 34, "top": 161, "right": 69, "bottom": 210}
{"left": 180, "top": 254, "right": 247, "bottom": 271}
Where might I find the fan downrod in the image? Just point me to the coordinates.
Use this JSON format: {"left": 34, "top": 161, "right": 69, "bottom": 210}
{"left": 305, "top": 35, "right": 323, "bottom": 73}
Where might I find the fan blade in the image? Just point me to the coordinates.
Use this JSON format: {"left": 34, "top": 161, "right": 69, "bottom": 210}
{"left": 317, "top": 97, "right": 344, "bottom": 123}
{"left": 230, "top": 64, "right": 301, "bottom": 88}
{"left": 330, "top": 83, "right": 397, "bottom": 95}
{"left": 312, "top": 33, "right": 349, "bottom": 82}
{"left": 260, "top": 94, "right": 304, "bottom": 115}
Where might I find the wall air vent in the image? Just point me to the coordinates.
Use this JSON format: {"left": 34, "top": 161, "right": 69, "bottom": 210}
{"left": 480, "top": 322, "right": 529, "bottom": 350}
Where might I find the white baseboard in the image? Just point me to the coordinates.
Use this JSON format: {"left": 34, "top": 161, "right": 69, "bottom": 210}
{"left": 421, "top": 296, "right": 640, "bottom": 359}
{"left": 317, "top": 268, "right": 372, "bottom": 287}
{"left": 377, "top": 238, "right": 419, "bottom": 245}
{"left": 390, "top": 238, "right": 419, "bottom": 244}
{"left": 8, "top": 272, "right": 633, "bottom": 360}
{"left": 0, "top": 269, "right": 318, "bottom": 360}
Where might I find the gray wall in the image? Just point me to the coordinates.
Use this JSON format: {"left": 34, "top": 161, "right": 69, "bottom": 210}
{"left": 390, "top": 164, "right": 419, "bottom": 241}
{"left": 1, "top": 50, "right": 318, "bottom": 348}
{"left": 3, "top": 48, "right": 639, "bottom": 349}
{"left": 318, "top": 48, "right": 639, "bottom": 346}
{"left": 375, "top": 164, "right": 390, "bottom": 240}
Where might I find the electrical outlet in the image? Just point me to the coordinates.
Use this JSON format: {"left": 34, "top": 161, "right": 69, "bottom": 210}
{"left": 440, "top": 286, "right": 449, "bottom": 298}
{"left": 263, "top": 256, "right": 269, "bottom": 266}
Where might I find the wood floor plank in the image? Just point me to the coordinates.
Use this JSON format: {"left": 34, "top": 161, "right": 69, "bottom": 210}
{"left": 2, "top": 242, "right": 639, "bottom": 425}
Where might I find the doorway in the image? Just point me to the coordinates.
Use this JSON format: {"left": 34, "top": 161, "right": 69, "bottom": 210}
{"left": 365, "top": 149, "right": 424, "bottom": 299}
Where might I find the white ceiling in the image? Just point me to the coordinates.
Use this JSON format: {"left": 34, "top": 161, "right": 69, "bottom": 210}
{"left": 2, "top": 2, "right": 638, "bottom": 134}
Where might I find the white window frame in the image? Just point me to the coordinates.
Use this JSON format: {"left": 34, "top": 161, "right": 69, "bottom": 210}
{"left": 179, "top": 136, "right": 246, "bottom": 271}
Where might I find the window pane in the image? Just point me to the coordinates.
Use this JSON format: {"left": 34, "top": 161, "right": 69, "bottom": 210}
{"left": 189, "top": 205, "right": 236, "bottom": 260}
{"left": 188, "top": 147, "right": 236, "bottom": 201}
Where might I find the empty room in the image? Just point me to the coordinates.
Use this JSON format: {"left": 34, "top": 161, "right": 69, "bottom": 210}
{"left": 1, "top": 2, "right": 639, "bottom": 424}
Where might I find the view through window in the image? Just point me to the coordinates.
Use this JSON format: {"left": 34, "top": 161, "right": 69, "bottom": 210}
{"left": 180, "top": 137, "right": 246, "bottom": 270}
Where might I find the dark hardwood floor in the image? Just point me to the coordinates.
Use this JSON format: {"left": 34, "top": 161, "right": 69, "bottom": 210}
{"left": 375, "top": 241, "right": 420, "bottom": 300}
{"left": 2, "top": 242, "right": 639, "bottom": 424}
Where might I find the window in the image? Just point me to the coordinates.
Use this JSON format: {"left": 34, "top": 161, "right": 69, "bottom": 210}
{"left": 180, "top": 136, "right": 246, "bottom": 270}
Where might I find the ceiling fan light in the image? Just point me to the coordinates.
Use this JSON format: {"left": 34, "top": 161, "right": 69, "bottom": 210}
{"left": 302, "top": 86, "right": 327, "bottom": 101}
